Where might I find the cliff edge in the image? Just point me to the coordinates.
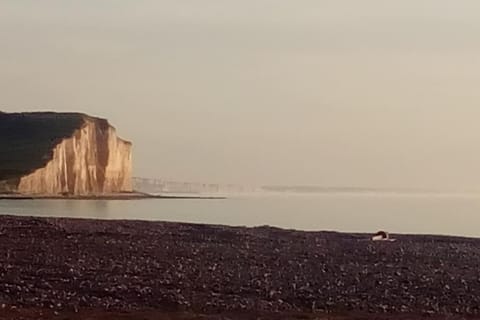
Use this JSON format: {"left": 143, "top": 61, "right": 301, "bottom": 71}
{"left": 0, "top": 112, "right": 132, "bottom": 195}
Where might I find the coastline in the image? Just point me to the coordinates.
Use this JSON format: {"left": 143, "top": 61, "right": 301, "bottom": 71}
{"left": 0, "top": 192, "right": 226, "bottom": 200}
{"left": 0, "top": 214, "right": 478, "bottom": 319}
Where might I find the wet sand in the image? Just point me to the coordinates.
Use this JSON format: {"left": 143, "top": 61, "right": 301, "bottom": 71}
{"left": 0, "top": 215, "right": 478, "bottom": 319}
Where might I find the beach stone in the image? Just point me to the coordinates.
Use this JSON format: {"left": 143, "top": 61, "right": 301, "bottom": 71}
{"left": 0, "top": 215, "right": 479, "bottom": 317}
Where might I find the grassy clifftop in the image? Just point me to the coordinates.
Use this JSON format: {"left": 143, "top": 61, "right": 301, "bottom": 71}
{"left": 0, "top": 112, "right": 87, "bottom": 181}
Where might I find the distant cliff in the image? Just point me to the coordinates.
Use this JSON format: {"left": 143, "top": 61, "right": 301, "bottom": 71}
{"left": 0, "top": 112, "right": 132, "bottom": 195}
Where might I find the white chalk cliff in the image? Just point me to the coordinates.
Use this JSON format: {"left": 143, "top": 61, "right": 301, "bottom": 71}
{"left": 0, "top": 112, "right": 132, "bottom": 195}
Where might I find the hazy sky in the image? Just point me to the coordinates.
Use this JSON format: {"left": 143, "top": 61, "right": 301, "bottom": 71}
{"left": 1, "top": 1, "right": 480, "bottom": 189}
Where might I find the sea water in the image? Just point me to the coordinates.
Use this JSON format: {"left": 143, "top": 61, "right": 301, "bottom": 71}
{"left": 0, "top": 193, "right": 479, "bottom": 237}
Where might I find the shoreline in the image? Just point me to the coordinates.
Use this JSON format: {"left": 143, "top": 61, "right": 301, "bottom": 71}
{"left": 0, "top": 192, "right": 226, "bottom": 200}
{"left": 0, "top": 214, "right": 478, "bottom": 319}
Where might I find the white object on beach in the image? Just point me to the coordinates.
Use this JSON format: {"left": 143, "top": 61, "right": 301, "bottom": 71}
{"left": 371, "top": 231, "right": 396, "bottom": 241}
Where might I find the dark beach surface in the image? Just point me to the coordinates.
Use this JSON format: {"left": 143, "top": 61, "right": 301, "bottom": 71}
{"left": 0, "top": 215, "right": 478, "bottom": 319}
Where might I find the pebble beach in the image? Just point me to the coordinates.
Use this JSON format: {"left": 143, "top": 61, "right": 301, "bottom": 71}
{"left": 0, "top": 215, "right": 478, "bottom": 319}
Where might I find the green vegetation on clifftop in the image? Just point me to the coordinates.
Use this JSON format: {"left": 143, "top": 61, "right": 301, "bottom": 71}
{"left": 0, "top": 112, "right": 86, "bottom": 181}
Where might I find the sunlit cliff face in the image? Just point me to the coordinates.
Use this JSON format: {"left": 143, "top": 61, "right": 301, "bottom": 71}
{"left": 0, "top": 112, "right": 132, "bottom": 195}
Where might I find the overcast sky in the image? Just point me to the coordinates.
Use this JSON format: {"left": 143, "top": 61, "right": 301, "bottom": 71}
{"left": 1, "top": 1, "right": 480, "bottom": 189}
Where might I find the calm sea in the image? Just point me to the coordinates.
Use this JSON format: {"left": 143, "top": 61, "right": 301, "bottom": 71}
{"left": 0, "top": 193, "right": 479, "bottom": 237}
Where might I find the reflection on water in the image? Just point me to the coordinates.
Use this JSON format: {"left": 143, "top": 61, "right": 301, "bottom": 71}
{"left": 0, "top": 199, "right": 112, "bottom": 219}
{"left": 0, "top": 193, "right": 480, "bottom": 237}
{"left": 62, "top": 199, "right": 110, "bottom": 219}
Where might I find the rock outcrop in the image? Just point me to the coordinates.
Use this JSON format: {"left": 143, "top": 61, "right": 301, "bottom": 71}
{"left": 0, "top": 112, "right": 132, "bottom": 195}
